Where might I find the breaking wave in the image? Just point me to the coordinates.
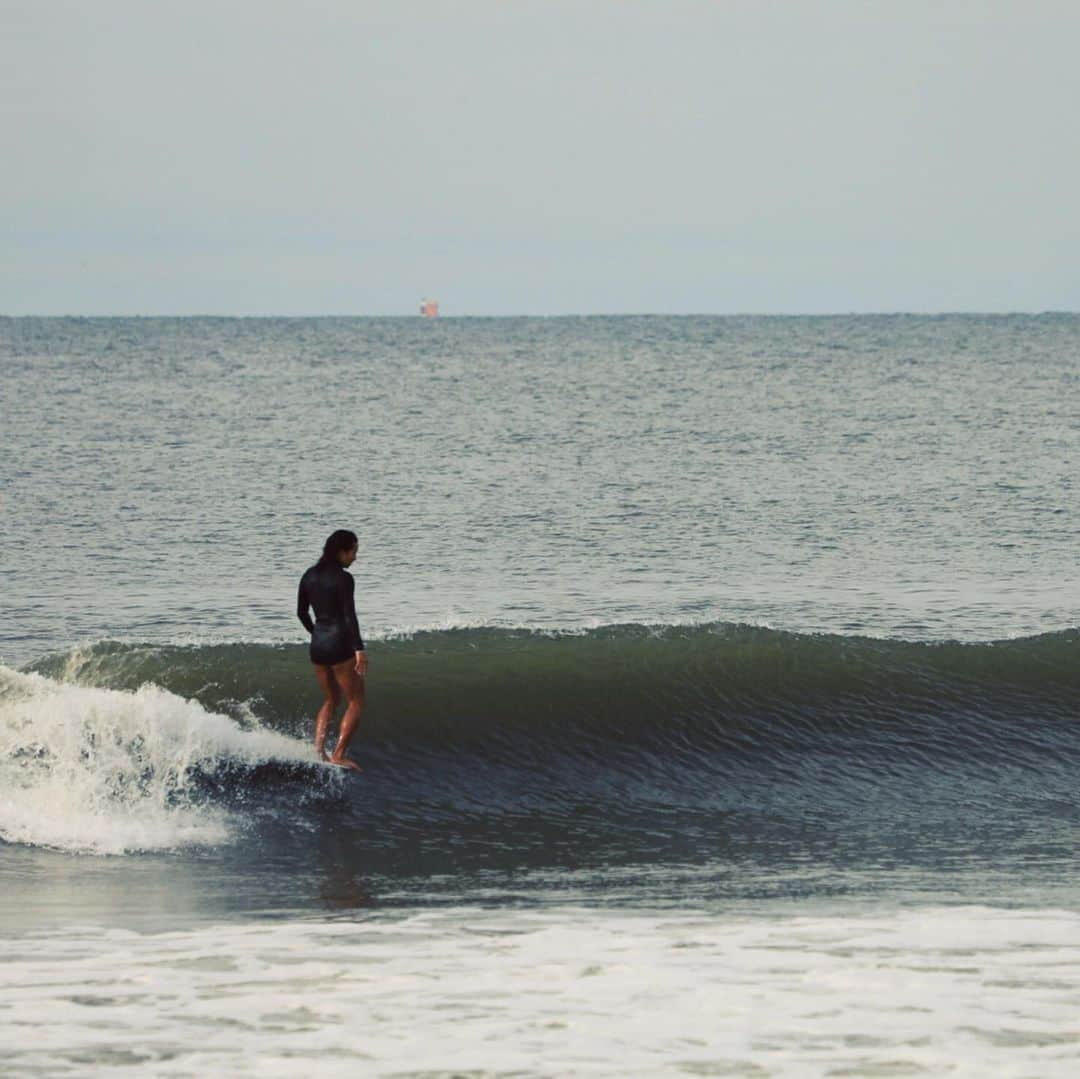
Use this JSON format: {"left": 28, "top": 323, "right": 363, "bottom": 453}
{"left": 8, "top": 623, "right": 1079, "bottom": 860}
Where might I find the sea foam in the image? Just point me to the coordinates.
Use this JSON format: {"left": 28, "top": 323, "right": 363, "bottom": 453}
{"left": 0, "top": 666, "right": 314, "bottom": 855}
{"left": 5, "top": 904, "right": 1080, "bottom": 1075}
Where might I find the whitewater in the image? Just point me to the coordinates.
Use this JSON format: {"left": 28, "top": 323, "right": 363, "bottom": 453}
{"left": 7, "top": 905, "right": 1080, "bottom": 1077}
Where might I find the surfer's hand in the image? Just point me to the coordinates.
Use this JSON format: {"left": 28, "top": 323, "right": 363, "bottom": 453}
{"left": 354, "top": 651, "right": 368, "bottom": 676}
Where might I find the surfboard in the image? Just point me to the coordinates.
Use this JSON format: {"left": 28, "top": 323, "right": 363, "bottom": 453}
{"left": 320, "top": 757, "right": 361, "bottom": 773}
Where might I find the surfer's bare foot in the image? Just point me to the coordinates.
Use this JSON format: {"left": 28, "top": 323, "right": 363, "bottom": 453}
{"left": 328, "top": 755, "right": 361, "bottom": 772}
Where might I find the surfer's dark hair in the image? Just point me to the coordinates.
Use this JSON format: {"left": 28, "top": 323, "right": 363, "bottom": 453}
{"left": 320, "top": 529, "right": 358, "bottom": 564}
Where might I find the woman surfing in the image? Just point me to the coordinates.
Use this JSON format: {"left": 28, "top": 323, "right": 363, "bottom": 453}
{"left": 296, "top": 530, "right": 368, "bottom": 770}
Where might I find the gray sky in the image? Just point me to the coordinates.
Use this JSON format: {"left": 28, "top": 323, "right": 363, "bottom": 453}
{"left": 4, "top": 0, "right": 1079, "bottom": 315}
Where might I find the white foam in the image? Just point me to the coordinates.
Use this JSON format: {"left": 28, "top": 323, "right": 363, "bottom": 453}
{"left": 4, "top": 904, "right": 1080, "bottom": 1075}
{"left": 0, "top": 665, "right": 315, "bottom": 855}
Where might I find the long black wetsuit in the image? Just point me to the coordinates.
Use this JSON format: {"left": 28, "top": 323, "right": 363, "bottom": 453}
{"left": 296, "top": 562, "right": 365, "bottom": 666}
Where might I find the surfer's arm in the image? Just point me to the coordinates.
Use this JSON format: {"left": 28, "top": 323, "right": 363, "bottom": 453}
{"left": 296, "top": 577, "right": 315, "bottom": 634}
{"left": 343, "top": 573, "right": 365, "bottom": 653}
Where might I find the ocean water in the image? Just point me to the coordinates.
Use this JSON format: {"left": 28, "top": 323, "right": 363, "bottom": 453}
{"left": 1, "top": 314, "right": 1078, "bottom": 1076}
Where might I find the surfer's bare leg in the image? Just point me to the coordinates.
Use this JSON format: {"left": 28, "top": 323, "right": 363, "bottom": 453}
{"left": 328, "top": 657, "right": 365, "bottom": 770}
{"left": 312, "top": 665, "right": 340, "bottom": 760}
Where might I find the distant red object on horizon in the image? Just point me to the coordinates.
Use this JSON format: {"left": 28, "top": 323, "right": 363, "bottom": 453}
{"left": 420, "top": 298, "right": 439, "bottom": 318}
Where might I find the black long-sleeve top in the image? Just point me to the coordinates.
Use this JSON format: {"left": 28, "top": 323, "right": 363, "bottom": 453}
{"left": 296, "top": 562, "right": 365, "bottom": 652}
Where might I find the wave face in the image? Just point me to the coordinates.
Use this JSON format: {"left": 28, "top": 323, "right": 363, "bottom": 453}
{"left": 11, "top": 624, "right": 1080, "bottom": 863}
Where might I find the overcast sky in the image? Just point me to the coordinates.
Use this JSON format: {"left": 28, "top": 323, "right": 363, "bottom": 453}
{"left": 4, "top": 0, "right": 1079, "bottom": 315}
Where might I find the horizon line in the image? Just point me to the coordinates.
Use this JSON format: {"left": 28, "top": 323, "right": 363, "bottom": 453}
{"left": 3, "top": 309, "right": 1078, "bottom": 320}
